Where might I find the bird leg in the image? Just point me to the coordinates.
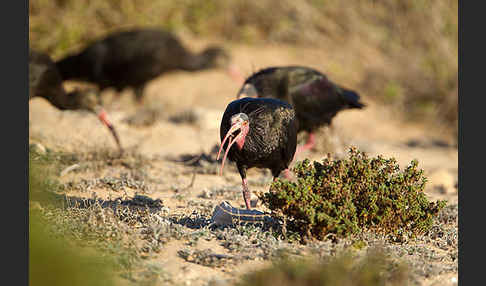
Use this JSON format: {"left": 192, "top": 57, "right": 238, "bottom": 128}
{"left": 134, "top": 86, "right": 145, "bottom": 105}
{"left": 301, "top": 132, "right": 316, "bottom": 151}
{"left": 294, "top": 132, "right": 316, "bottom": 159}
{"left": 282, "top": 169, "right": 292, "bottom": 180}
{"left": 328, "top": 124, "right": 343, "bottom": 151}
{"left": 242, "top": 178, "right": 251, "bottom": 210}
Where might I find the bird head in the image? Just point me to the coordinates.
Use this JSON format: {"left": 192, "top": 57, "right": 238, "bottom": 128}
{"left": 73, "top": 88, "right": 100, "bottom": 112}
{"left": 202, "top": 46, "right": 244, "bottom": 85}
{"left": 217, "top": 113, "right": 250, "bottom": 175}
{"left": 237, "top": 83, "right": 258, "bottom": 99}
{"left": 72, "top": 89, "right": 123, "bottom": 153}
{"left": 201, "top": 46, "right": 230, "bottom": 68}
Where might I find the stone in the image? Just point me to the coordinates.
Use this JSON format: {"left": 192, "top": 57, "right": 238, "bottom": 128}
{"left": 211, "top": 201, "right": 272, "bottom": 226}
{"left": 29, "top": 142, "right": 46, "bottom": 155}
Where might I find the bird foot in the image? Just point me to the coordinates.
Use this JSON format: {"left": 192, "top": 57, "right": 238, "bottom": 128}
{"left": 250, "top": 197, "right": 259, "bottom": 208}
{"left": 283, "top": 169, "right": 293, "bottom": 180}
{"left": 293, "top": 133, "right": 316, "bottom": 159}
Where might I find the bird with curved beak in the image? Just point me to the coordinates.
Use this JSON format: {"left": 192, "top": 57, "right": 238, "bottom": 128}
{"left": 235, "top": 66, "right": 365, "bottom": 159}
{"left": 54, "top": 29, "right": 246, "bottom": 103}
{"left": 30, "top": 49, "right": 123, "bottom": 154}
{"left": 217, "top": 113, "right": 251, "bottom": 209}
{"left": 217, "top": 97, "right": 298, "bottom": 210}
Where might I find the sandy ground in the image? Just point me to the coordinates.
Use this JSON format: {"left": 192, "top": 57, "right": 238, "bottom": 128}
{"left": 29, "top": 43, "right": 458, "bottom": 286}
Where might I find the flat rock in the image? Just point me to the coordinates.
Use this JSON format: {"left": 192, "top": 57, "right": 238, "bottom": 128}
{"left": 29, "top": 142, "right": 46, "bottom": 155}
{"left": 211, "top": 201, "right": 273, "bottom": 226}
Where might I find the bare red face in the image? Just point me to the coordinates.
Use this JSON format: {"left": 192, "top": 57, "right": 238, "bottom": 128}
{"left": 217, "top": 113, "right": 250, "bottom": 175}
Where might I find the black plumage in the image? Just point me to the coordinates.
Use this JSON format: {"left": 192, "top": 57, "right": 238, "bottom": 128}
{"left": 218, "top": 97, "right": 298, "bottom": 209}
{"left": 55, "top": 28, "right": 241, "bottom": 102}
{"left": 30, "top": 49, "right": 70, "bottom": 105}
{"left": 237, "top": 66, "right": 365, "bottom": 153}
{"left": 29, "top": 49, "right": 122, "bottom": 151}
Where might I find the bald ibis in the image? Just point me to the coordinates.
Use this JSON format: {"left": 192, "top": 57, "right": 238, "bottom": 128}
{"left": 218, "top": 97, "right": 298, "bottom": 209}
{"left": 237, "top": 66, "right": 365, "bottom": 155}
{"left": 55, "top": 28, "right": 244, "bottom": 103}
{"left": 29, "top": 49, "right": 122, "bottom": 151}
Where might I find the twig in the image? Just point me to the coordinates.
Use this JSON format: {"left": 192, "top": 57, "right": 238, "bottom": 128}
{"left": 180, "top": 169, "right": 197, "bottom": 191}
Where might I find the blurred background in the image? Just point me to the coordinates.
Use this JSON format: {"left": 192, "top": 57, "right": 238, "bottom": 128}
{"left": 29, "top": 0, "right": 458, "bottom": 141}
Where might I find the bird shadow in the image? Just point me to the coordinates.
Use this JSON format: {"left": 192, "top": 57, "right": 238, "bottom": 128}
{"left": 168, "top": 214, "right": 212, "bottom": 230}
{"left": 39, "top": 191, "right": 282, "bottom": 237}
{"left": 168, "top": 212, "right": 278, "bottom": 233}
{"left": 44, "top": 191, "right": 164, "bottom": 214}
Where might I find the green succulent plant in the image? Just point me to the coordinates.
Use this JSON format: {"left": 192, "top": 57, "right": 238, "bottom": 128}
{"left": 259, "top": 147, "right": 446, "bottom": 240}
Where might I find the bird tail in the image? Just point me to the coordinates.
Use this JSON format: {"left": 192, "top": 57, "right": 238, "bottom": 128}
{"left": 340, "top": 88, "right": 365, "bottom": 109}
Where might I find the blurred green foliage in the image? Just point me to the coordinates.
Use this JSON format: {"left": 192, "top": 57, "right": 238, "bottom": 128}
{"left": 29, "top": 150, "right": 118, "bottom": 286}
{"left": 237, "top": 248, "right": 410, "bottom": 286}
{"left": 29, "top": 213, "right": 117, "bottom": 286}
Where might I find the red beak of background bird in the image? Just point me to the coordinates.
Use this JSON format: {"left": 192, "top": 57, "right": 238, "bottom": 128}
{"left": 217, "top": 116, "right": 249, "bottom": 176}
{"left": 97, "top": 108, "right": 123, "bottom": 152}
{"left": 227, "top": 64, "right": 245, "bottom": 86}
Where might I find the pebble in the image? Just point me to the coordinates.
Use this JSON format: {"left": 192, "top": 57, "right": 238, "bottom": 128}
{"left": 29, "top": 142, "right": 46, "bottom": 155}
{"left": 211, "top": 201, "right": 272, "bottom": 226}
{"left": 30, "top": 201, "right": 43, "bottom": 211}
{"left": 200, "top": 189, "right": 213, "bottom": 199}
{"left": 60, "top": 163, "right": 81, "bottom": 177}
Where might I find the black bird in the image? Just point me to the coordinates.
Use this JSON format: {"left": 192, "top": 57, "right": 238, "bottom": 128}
{"left": 237, "top": 66, "right": 365, "bottom": 155}
{"left": 217, "top": 97, "right": 298, "bottom": 209}
{"left": 29, "top": 49, "right": 122, "bottom": 151}
{"left": 55, "top": 28, "right": 244, "bottom": 102}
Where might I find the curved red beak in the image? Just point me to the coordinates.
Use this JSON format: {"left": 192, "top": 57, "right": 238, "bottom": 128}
{"left": 97, "top": 108, "right": 123, "bottom": 153}
{"left": 217, "top": 120, "right": 247, "bottom": 176}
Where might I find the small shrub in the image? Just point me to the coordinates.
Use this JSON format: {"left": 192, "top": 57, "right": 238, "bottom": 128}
{"left": 259, "top": 147, "right": 446, "bottom": 240}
